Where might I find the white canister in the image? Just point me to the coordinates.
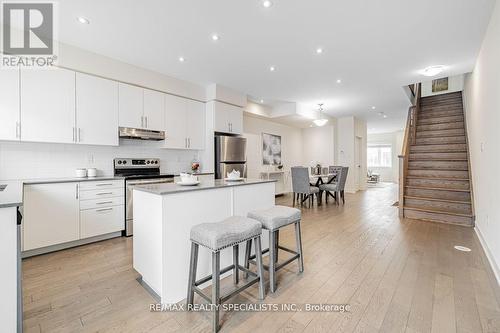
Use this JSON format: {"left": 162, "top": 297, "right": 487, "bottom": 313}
{"left": 75, "top": 168, "right": 87, "bottom": 178}
{"left": 87, "top": 168, "right": 97, "bottom": 177}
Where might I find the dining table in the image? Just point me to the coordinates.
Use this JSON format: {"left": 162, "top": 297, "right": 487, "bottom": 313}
{"left": 309, "top": 173, "right": 338, "bottom": 187}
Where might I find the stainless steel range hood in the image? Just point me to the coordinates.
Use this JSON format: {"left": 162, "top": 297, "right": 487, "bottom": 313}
{"left": 119, "top": 127, "right": 165, "bottom": 141}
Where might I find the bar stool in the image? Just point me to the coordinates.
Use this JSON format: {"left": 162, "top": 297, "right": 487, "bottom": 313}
{"left": 246, "top": 206, "right": 304, "bottom": 293}
{"left": 187, "top": 216, "right": 266, "bottom": 332}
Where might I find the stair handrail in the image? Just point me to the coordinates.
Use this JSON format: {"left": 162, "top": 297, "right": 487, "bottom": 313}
{"left": 398, "top": 82, "right": 421, "bottom": 217}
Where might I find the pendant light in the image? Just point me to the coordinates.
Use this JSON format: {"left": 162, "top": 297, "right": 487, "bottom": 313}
{"left": 313, "top": 103, "right": 328, "bottom": 127}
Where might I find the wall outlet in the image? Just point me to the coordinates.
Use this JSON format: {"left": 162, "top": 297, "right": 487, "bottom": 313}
{"left": 87, "top": 154, "right": 95, "bottom": 164}
{"left": 481, "top": 142, "right": 485, "bottom": 152}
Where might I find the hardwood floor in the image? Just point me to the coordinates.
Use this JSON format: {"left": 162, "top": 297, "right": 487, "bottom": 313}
{"left": 22, "top": 183, "right": 500, "bottom": 332}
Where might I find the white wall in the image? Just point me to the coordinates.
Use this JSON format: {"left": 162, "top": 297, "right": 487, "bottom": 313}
{"left": 337, "top": 116, "right": 367, "bottom": 193}
{"left": 242, "top": 115, "right": 303, "bottom": 192}
{"left": 0, "top": 140, "right": 198, "bottom": 180}
{"left": 301, "top": 124, "right": 336, "bottom": 168}
{"left": 421, "top": 74, "right": 465, "bottom": 97}
{"left": 463, "top": 0, "right": 500, "bottom": 283}
{"left": 367, "top": 131, "right": 404, "bottom": 183}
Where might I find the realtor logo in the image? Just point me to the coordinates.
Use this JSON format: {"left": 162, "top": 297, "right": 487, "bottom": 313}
{"left": 1, "top": 1, "right": 58, "bottom": 67}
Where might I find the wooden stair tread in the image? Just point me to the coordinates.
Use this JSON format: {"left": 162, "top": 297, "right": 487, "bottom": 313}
{"left": 409, "top": 148, "right": 467, "bottom": 153}
{"left": 405, "top": 185, "right": 470, "bottom": 192}
{"left": 406, "top": 175, "right": 469, "bottom": 181}
{"left": 408, "top": 157, "right": 467, "bottom": 161}
{"left": 404, "top": 195, "right": 471, "bottom": 204}
{"left": 403, "top": 205, "right": 473, "bottom": 218}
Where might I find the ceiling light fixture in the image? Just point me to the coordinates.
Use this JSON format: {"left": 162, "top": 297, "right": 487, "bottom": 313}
{"left": 262, "top": 0, "right": 273, "bottom": 8}
{"left": 383, "top": 114, "right": 388, "bottom": 118}
{"left": 371, "top": 106, "right": 376, "bottom": 110}
{"left": 260, "top": 99, "right": 264, "bottom": 103}
{"left": 77, "top": 16, "right": 90, "bottom": 24}
{"left": 336, "top": 79, "right": 342, "bottom": 84}
{"left": 178, "top": 56, "right": 185, "bottom": 62}
{"left": 269, "top": 66, "right": 275, "bottom": 72}
{"left": 316, "top": 48, "right": 323, "bottom": 54}
{"left": 211, "top": 34, "right": 219, "bottom": 41}
{"left": 313, "top": 104, "right": 328, "bottom": 127}
{"left": 420, "top": 65, "right": 445, "bottom": 77}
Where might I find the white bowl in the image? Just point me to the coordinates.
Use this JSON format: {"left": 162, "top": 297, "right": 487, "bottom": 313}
{"left": 87, "top": 168, "right": 97, "bottom": 177}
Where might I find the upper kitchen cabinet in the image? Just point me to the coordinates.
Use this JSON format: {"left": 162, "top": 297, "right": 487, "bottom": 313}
{"left": 119, "top": 83, "right": 165, "bottom": 131}
{"left": 164, "top": 94, "right": 187, "bottom": 149}
{"left": 0, "top": 68, "right": 20, "bottom": 141}
{"left": 186, "top": 99, "right": 206, "bottom": 150}
{"left": 20, "top": 68, "right": 76, "bottom": 144}
{"left": 118, "top": 83, "right": 143, "bottom": 129}
{"left": 164, "top": 95, "right": 205, "bottom": 150}
{"left": 143, "top": 89, "right": 165, "bottom": 131}
{"left": 211, "top": 101, "right": 243, "bottom": 135}
{"left": 76, "top": 73, "right": 119, "bottom": 146}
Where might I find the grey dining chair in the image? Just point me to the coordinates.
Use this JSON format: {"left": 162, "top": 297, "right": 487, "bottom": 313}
{"left": 319, "top": 166, "right": 349, "bottom": 204}
{"left": 291, "top": 166, "right": 320, "bottom": 208}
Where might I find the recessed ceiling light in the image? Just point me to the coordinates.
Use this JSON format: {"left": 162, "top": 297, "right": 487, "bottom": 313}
{"left": 269, "top": 66, "right": 276, "bottom": 72}
{"left": 336, "top": 79, "right": 342, "bottom": 84}
{"left": 178, "top": 56, "right": 185, "bottom": 62}
{"left": 77, "top": 16, "right": 90, "bottom": 24}
{"left": 371, "top": 106, "right": 376, "bottom": 110}
{"left": 262, "top": 0, "right": 273, "bottom": 8}
{"left": 420, "top": 65, "right": 445, "bottom": 77}
{"left": 316, "top": 48, "right": 323, "bottom": 54}
{"left": 260, "top": 99, "right": 264, "bottom": 103}
{"left": 383, "top": 114, "right": 388, "bottom": 118}
{"left": 211, "top": 34, "right": 220, "bottom": 41}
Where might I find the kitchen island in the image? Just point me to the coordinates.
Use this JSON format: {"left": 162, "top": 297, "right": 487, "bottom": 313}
{"left": 133, "top": 178, "right": 276, "bottom": 304}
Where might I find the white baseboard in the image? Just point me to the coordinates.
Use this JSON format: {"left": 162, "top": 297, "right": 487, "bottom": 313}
{"left": 474, "top": 226, "right": 500, "bottom": 286}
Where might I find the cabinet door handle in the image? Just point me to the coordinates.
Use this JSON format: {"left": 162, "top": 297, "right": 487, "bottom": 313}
{"left": 96, "top": 208, "right": 113, "bottom": 213}
{"left": 72, "top": 127, "right": 76, "bottom": 142}
{"left": 96, "top": 192, "right": 113, "bottom": 196}
{"left": 15, "top": 122, "right": 19, "bottom": 139}
{"left": 188, "top": 138, "right": 190, "bottom": 148}
{"left": 145, "top": 116, "right": 148, "bottom": 128}
{"left": 78, "top": 128, "right": 81, "bottom": 142}
{"left": 76, "top": 184, "right": 79, "bottom": 199}
{"left": 95, "top": 183, "right": 113, "bottom": 186}
{"left": 141, "top": 116, "right": 144, "bottom": 128}
{"left": 96, "top": 201, "right": 113, "bottom": 205}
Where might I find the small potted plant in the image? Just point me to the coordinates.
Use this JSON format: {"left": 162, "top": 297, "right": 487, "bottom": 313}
{"left": 191, "top": 162, "right": 200, "bottom": 173}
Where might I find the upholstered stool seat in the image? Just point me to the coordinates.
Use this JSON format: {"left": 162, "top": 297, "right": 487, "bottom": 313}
{"left": 248, "top": 206, "right": 301, "bottom": 231}
{"left": 245, "top": 205, "right": 304, "bottom": 293}
{"left": 187, "top": 216, "right": 265, "bottom": 332}
{"left": 190, "top": 216, "right": 262, "bottom": 251}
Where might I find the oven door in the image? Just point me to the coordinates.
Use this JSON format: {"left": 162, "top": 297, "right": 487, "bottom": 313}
{"left": 125, "top": 178, "right": 173, "bottom": 236}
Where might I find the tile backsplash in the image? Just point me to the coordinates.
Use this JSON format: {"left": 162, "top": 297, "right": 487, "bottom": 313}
{"left": 0, "top": 140, "right": 200, "bottom": 180}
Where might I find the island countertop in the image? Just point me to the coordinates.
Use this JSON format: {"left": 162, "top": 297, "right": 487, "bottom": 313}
{"left": 134, "top": 178, "right": 277, "bottom": 195}
{"left": 0, "top": 181, "right": 23, "bottom": 209}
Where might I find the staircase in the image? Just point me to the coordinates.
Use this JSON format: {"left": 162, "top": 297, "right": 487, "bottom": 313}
{"left": 402, "top": 91, "right": 474, "bottom": 226}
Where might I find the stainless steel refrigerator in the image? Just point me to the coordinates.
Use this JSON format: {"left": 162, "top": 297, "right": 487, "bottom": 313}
{"left": 215, "top": 135, "right": 247, "bottom": 179}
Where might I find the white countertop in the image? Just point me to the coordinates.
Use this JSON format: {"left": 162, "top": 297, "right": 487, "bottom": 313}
{"left": 0, "top": 181, "right": 23, "bottom": 209}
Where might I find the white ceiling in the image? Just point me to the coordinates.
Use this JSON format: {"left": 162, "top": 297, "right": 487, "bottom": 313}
{"left": 56, "top": 0, "right": 494, "bottom": 133}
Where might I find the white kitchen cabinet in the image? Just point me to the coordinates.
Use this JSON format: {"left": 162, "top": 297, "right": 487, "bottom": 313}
{"left": 76, "top": 73, "right": 119, "bottom": 146}
{"left": 212, "top": 101, "right": 243, "bottom": 134}
{"left": 186, "top": 99, "right": 206, "bottom": 149}
{"left": 0, "top": 68, "right": 20, "bottom": 141}
{"left": 23, "top": 183, "right": 80, "bottom": 251}
{"left": 164, "top": 94, "right": 187, "bottom": 149}
{"left": 143, "top": 89, "right": 165, "bottom": 131}
{"left": 80, "top": 206, "right": 124, "bottom": 239}
{"left": 118, "top": 83, "right": 143, "bottom": 129}
{"left": 165, "top": 94, "right": 205, "bottom": 150}
{"left": 20, "top": 68, "right": 76, "bottom": 144}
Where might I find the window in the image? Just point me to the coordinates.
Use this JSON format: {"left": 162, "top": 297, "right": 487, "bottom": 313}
{"left": 367, "top": 145, "right": 392, "bottom": 167}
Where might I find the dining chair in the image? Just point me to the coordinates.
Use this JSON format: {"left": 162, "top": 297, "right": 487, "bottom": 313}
{"left": 319, "top": 166, "right": 342, "bottom": 204}
{"left": 291, "top": 166, "right": 319, "bottom": 208}
{"left": 338, "top": 167, "right": 349, "bottom": 204}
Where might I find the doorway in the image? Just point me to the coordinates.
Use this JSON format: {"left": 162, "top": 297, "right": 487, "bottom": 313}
{"left": 355, "top": 136, "right": 362, "bottom": 191}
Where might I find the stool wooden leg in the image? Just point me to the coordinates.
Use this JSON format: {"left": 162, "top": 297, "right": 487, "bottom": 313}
{"left": 274, "top": 230, "right": 279, "bottom": 263}
{"left": 186, "top": 242, "right": 198, "bottom": 306}
{"left": 243, "top": 239, "right": 252, "bottom": 279}
{"left": 233, "top": 245, "right": 239, "bottom": 284}
{"left": 295, "top": 221, "right": 304, "bottom": 273}
{"left": 212, "top": 251, "right": 220, "bottom": 332}
{"left": 292, "top": 192, "right": 295, "bottom": 206}
{"left": 254, "top": 236, "right": 266, "bottom": 300}
{"left": 269, "top": 230, "right": 277, "bottom": 293}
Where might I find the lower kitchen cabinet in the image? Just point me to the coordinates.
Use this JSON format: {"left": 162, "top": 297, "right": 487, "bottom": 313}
{"left": 23, "top": 180, "right": 125, "bottom": 253}
{"left": 80, "top": 206, "right": 124, "bottom": 239}
{"left": 23, "top": 183, "right": 80, "bottom": 251}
